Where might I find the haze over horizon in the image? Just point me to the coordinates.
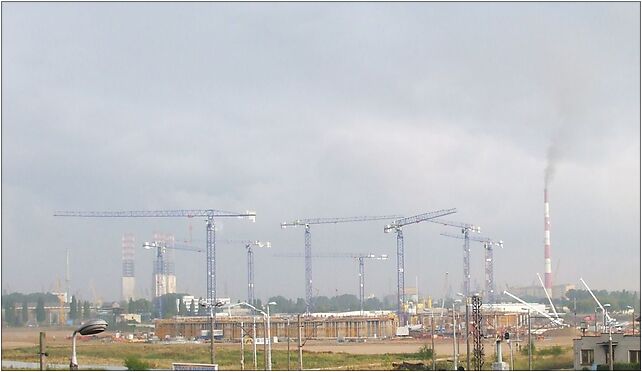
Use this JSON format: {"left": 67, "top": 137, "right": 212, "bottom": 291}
{"left": 2, "top": 2, "right": 639, "bottom": 303}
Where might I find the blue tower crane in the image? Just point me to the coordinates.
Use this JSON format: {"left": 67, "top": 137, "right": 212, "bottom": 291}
{"left": 218, "top": 239, "right": 271, "bottom": 307}
{"left": 429, "top": 219, "right": 481, "bottom": 297}
{"left": 53, "top": 209, "right": 256, "bottom": 307}
{"left": 280, "top": 215, "right": 401, "bottom": 314}
{"left": 440, "top": 232, "right": 503, "bottom": 303}
{"left": 274, "top": 252, "right": 388, "bottom": 315}
{"left": 383, "top": 208, "right": 457, "bottom": 325}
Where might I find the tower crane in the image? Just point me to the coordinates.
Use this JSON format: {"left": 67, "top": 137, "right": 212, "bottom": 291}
{"left": 218, "top": 239, "right": 271, "bottom": 306}
{"left": 275, "top": 252, "right": 388, "bottom": 315}
{"left": 143, "top": 240, "right": 203, "bottom": 318}
{"left": 54, "top": 209, "right": 256, "bottom": 306}
{"left": 429, "top": 219, "right": 480, "bottom": 297}
{"left": 281, "top": 214, "right": 401, "bottom": 313}
{"left": 383, "top": 208, "right": 457, "bottom": 324}
{"left": 440, "top": 232, "right": 503, "bottom": 303}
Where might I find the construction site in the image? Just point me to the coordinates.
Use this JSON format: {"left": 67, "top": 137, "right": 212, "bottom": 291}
{"left": 2, "top": 3, "right": 639, "bottom": 371}
{"left": 3, "top": 186, "right": 626, "bottom": 371}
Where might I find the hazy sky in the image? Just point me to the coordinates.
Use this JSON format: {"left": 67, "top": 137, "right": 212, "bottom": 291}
{"left": 2, "top": 2, "right": 639, "bottom": 303}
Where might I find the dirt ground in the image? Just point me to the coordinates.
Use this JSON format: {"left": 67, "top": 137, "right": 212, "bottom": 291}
{"left": 2, "top": 326, "right": 577, "bottom": 356}
{"left": 273, "top": 334, "right": 576, "bottom": 355}
{"left": 2, "top": 327, "right": 76, "bottom": 349}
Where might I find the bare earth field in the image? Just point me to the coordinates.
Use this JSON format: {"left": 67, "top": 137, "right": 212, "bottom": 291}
{"left": 3, "top": 326, "right": 576, "bottom": 354}
{"left": 2, "top": 326, "right": 576, "bottom": 370}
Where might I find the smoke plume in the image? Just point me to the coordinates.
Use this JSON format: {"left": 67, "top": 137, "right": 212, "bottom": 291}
{"left": 544, "top": 142, "right": 560, "bottom": 187}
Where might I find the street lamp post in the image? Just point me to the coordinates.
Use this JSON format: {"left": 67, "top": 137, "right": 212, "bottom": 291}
{"left": 457, "top": 292, "right": 470, "bottom": 371}
{"left": 266, "top": 302, "right": 276, "bottom": 371}
{"left": 605, "top": 304, "right": 613, "bottom": 371}
{"left": 201, "top": 300, "right": 224, "bottom": 366}
{"left": 225, "top": 301, "right": 274, "bottom": 371}
{"left": 287, "top": 317, "right": 291, "bottom": 371}
{"left": 69, "top": 319, "right": 108, "bottom": 370}
{"left": 452, "top": 299, "right": 461, "bottom": 371}
{"left": 626, "top": 306, "right": 635, "bottom": 335}
{"left": 253, "top": 317, "right": 258, "bottom": 370}
{"left": 431, "top": 311, "right": 436, "bottom": 371}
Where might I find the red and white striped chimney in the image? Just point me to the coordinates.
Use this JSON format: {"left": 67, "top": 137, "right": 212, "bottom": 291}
{"left": 544, "top": 188, "right": 553, "bottom": 297}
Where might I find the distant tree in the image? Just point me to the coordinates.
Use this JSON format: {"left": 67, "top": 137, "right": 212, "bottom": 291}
{"left": 364, "top": 297, "right": 384, "bottom": 311}
{"left": 83, "top": 301, "right": 90, "bottom": 319}
{"left": 197, "top": 298, "right": 206, "bottom": 316}
{"left": 21, "top": 299, "right": 29, "bottom": 325}
{"left": 69, "top": 296, "right": 78, "bottom": 321}
{"left": 3, "top": 300, "right": 16, "bottom": 326}
{"left": 179, "top": 299, "right": 188, "bottom": 316}
{"left": 128, "top": 298, "right": 134, "bottom": 314}
{"left": 190, "top": 300, "right": 196, "bottom": 315}
{"left": 295, "top": 298, "right": 307, "bottom": 313}
{"left": 36, "top": 297, "right": 46, "bottom": 324}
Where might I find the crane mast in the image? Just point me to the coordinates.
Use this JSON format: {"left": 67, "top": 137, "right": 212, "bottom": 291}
{"left": 274, "top": 252, "right": 388, "bottom": 315}
{"left": 383, "top": 208, "right": 457, "bottom": 325}
{"left": 219, "top": 239, "right": 271, "bottom": 306}
{"left": 54, "top": 209, "right": 256, "bottom": 308}
{"left": 281, "top": 214, "right": 400, "bottom": 314}
{"left": 429, "top": 219, "right": 480, "bottom": 297}
{"left": 441, "top": 232, "right": 503, "bottom": 303}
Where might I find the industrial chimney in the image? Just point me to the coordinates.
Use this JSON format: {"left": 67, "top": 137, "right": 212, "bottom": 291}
{"left": 544, "top": 188, "right": 553, "bottom": 297}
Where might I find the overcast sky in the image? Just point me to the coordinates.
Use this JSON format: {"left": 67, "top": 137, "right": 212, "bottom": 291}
{"left": 2, "top": 2, "right": 639, "bottom": 304}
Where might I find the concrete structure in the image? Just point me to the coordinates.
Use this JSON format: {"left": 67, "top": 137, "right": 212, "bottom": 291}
{"left": 573, "top": 333, "right": 640, "bottom": 370}
{"left": 116, "top": 313, "right": 142, "bottom": 323}
{"left": 121, "top": 233, "right": 136, "bottom": 301}
{"left": 155, "top": 314, "right": 396, "bottom": 340}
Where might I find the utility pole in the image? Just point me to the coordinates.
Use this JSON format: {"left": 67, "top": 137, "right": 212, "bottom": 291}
{"left": 452, "top": 303, "right": 459, "bottom": 370}
{"left": 263, "top": 319, "right": 268, "bottom": 370}
{"left": 298, "top": 314, "right": 303, "bottom": 371}
{"left": 465, "top": 297, "right": 470, "bottom": 371}
{"left": 431, "top": 312, "right": 436, "bottom": 371}
{"left": 287, "top": 318, "right": 291, "bottom": 371}
{"left": 253, "top": 317, "right": 258, "bottom": 370}
{"left": 528, "top": 309, "right": 533, "bottom": 371}
{"left": 39, "top": 332, "right": 46, "bottom": 371}
{"left": 241, "top": 321, "right": 245, "bottom": 371}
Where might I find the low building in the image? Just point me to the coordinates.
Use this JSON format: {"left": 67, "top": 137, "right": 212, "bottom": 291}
{"left": 117, "top": 313, "right": 142, "bottom": 323}
{"left": 573, "top": 333, "right": 640, "bottom": 370}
